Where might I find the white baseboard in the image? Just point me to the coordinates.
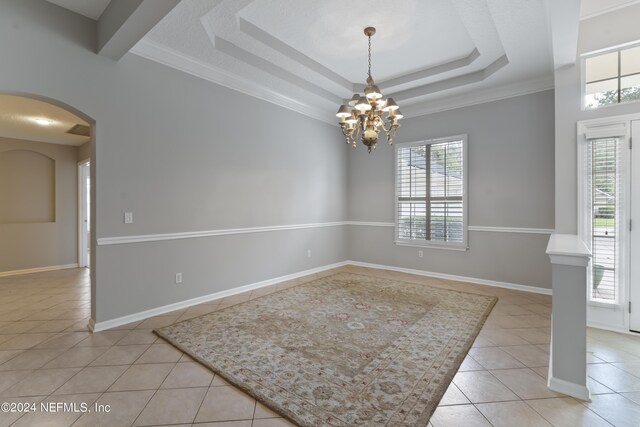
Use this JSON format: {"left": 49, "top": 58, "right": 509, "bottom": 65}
{"left": 91, "top": 259, "right": 551, "bottom": 332}
{"left": 548, "top": 375, "right": 591, "bottom": 401}
{"left": 0, "top": 263, "right": 79, "bottom": 278}
{"left": 587, "top": 321, "right": 640, "bottom": 336}
{"left": 92, "top": 261, "right": 349, "bottom": 332}
{"left": 346, "top": 260, "right": 552, "bottom": 295}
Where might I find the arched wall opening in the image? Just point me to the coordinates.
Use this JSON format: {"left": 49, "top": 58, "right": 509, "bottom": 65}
{"left": 0, "top": 91, "right": 96, "bottom": 329}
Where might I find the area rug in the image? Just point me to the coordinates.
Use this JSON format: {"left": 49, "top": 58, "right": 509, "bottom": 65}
{"left": 155, "top": 272, "right": 497, "bottom": 426}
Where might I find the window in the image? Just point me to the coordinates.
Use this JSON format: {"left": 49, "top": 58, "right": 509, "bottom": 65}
{"left": 589, "top": 138, "right": 619, "bottom": 301}
{"left": 395, "top": 135, "right": 467, "bottom": 249}
{"left": 580, "top": 127, "right": 628, "bottom": 305}
{"left": 584, "top": 44, "right": 640, "bottom": 108}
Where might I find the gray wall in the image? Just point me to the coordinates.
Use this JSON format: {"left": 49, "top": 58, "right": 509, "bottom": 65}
{"left": 0, "top": 0, "right": 348, "bottom": 323}
{"left": 347, "top": 91, "right": 556, "bottom": 289}
{"left": 77, "top": 141, "right": 90, "bottom": 162}
{"left": 0, "top": 137, "right": 78, "bottom": 271}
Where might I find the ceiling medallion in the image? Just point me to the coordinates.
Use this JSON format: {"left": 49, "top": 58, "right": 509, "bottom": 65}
{"left": 336, "top": 26, "right": 402, "bottom": 153}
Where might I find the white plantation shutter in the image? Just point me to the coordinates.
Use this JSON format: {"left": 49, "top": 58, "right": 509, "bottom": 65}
{"left": 395, "top": 136, "right": 467, "bottom": 248}
{"left": 586, "top": 137, "right": 625, "bottom": 303}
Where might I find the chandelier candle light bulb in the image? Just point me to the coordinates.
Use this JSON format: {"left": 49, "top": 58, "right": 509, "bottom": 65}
{"left": 336, "top": 26, "right": 401, "bottom": 153}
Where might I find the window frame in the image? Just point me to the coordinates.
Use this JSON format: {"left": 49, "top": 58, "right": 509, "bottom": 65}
{"left": 582, "top": 42, "right": 640, "bottom": 110}
{"left": 394, "top": 134, "right": 468, "bottom": 251}
{"left": 577, "top": 117, "right": 634, "bottom": 312}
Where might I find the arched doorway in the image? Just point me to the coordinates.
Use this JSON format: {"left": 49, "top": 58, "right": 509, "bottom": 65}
{"left": 0, "top": 92, "right": 96, "bottom": 330}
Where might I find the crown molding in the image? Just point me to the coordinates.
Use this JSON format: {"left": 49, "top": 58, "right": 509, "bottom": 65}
{"left": 579, "top": 0, "right": 640, "bottom": 20}
{"left": 130, "top": 39, "right": 335, "bottom": 125}
{"left": 401, "top": 75, "right": 555, "bottom": 118}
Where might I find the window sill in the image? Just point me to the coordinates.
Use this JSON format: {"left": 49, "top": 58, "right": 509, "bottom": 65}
{"left": 394, "top": 240, "right": 469, "bottom": 252}
{"left": 588, "top": 299, "right": 622, "bottom": 309}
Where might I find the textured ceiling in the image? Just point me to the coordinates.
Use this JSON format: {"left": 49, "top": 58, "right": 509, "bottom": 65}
{"left": 132, "top": 0, "right": 555, "bottom": 121}
{"left": 0, "top": 95, "right": 90, "bottom": 146}
{"left": 580, "top": 0, "right": 640, "bottom": 19}
{"left": 43, "top": 0, "right": 111, "bottom": 20}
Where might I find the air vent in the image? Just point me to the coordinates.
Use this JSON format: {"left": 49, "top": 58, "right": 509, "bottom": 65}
{"left": 67, "top": 124, "right": 90, "bottom": 137}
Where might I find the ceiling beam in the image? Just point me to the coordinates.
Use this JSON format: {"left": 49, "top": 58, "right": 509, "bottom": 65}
{"left": 543, "top": 0, "right": 581, "bottom": 69}
{"left": 97, "top": 0, "right": 180, "bottom": 61}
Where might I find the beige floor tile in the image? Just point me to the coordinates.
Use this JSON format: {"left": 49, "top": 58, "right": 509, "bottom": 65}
{"left": 253, "top": 401, "right": 282, "bottom": 419}
{"left": 500, "top": 344, "right": 550, "bottom": 367}
{"left": 453, "top": 371, "right": 519, "bottom": 403}
{"left": 133, "top": 387, "right": 207, "bottom": 426}
{"left": 0, "top": 320, "right": 45, "bottom": 334}
{"left": 520, "top": 304, "right": 552, "bottom": 315}
{"left": 0, "top": 369, "right": 32, "bottom": 393}
{"left": 587, "top": 363, "right": 640, "bottom": 392}
{"left": 1, "top": 367, "right": 80, "bottom": 397}
{"left": 135, "top": 343, "right": 183, "bottom": 364}
{"left": 509, "top": 328, "right": 551, "bottom": 345}
{"left": 438, "top": 383, "right": 470, "bottom": 406}
{"left": 584, "top": 393, "right": 640, "bottom": 427}
{"left": 43, "top": 346, "right": 110, "bottom": 368}
{"left": 135, "top": 314, "right": 180, "bottom": 329}
{"left": 116, "top": 329, "right": 159, "bottom": 345}
{"left": 611, "top": 361, "right": 640, "bottom": 378}
{"left": 430, "top": 404, "right": 491, "bottom": 426}
{"left": 54, "top": 365, "right": 128, "bottom": 395}
{"left": 0, "top": 395, "right": 46, "bottom": 427}
{"left": 0, "top": 333, "right": 56, "bottom": 350}
{"left": 490, "top": 368, "right": 562, "bottom": 399}
{"left": 458, "top": 355, "right": 486, "bottom": 372}
{"left": 211, "top": 374, "right": 231, "bottom": 386}
{"left": 0, "top": 349, "right": 21, "bottom": 364}
{"left": 194, "top": 421, "right": 253, "bottom": 427}
{"left": 526, "top": 397, "right": 611, "bottom": 427}
{"left": 28, "top": 319, "right": 77, "bottom": 333}
{"left": 89, "top": 344, "right": 150, "bottom": 366}
{"left": 251, "top": 418, "right": 298, "bottom": 427}
{"left": 478, "top": 329, "right": 530, "bottom": 346}
{"left": 0, "top": 348, "right": 65, "bottom": 371}
{"left": 588, "top": 377, "right": 616, "bottom": 395}
{"left": 75, "top": 330, "right": 128, "bottom": 347}
{"left": 109, "top": 363, "right": 174, "bottom": 391}
{"left": 621, "top": 391, "right": 640, "bottom": 405}
{"left": 161, "top": 361, "right": 213, "bottom": 388}
{"left": 468, "top": 347, "right": 525, "bottom": 369}
{"left": 74, "top": 390, "right": 155, "bottom": 427}
{"left": 476, "top": 401, "right": 552, "bottom": 427}
{"left": 588, "top": 343, "right": 640, "bottom": 363}
{"left": 33, "top": 331, "right": 90, "bottom": 349}
{"left": 11, "top": 393, "right": 100, "bottom": 427}
{"left": 195, "top": 385, "right": 256, "bottom": 423}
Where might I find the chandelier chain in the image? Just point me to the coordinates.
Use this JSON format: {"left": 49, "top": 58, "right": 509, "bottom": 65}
{"left": 368, "top": 35, "right": 372, "bottom": 80}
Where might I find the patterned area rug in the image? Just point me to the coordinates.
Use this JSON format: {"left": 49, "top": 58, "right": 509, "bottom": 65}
{"left": 155, "top": 272, "right": 497, "bottom": 426}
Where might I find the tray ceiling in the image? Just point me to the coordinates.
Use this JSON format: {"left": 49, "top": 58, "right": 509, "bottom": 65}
{"left": 132, "top": 0, "right": 555, "bottom": 122}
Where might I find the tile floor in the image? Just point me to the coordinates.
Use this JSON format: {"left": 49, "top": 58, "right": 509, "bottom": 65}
{"left": 0, "top": 266, "right": 639, "bottom": 426}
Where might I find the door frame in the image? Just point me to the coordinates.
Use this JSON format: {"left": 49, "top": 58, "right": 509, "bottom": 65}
{"left": 78, "top": 159, "right": 90, "bottom": 268}
{"left": 577, "top": 112, "right": 640, "bottom": 333}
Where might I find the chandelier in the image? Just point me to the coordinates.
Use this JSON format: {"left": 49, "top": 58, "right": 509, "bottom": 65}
{"left": 336, "top": 27, "right": 402, "bottom": 153}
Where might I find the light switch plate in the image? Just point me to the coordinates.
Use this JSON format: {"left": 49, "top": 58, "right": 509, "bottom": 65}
{"left": 124, "top": 212, "right": 133, "bottom": 224}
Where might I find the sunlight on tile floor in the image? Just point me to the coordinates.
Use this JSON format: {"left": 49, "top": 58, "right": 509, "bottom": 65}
{"left": 0, "top": 266, "right": 639, "bottom": 426}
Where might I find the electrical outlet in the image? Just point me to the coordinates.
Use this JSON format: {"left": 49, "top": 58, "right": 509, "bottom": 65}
{"left": 307, "top": 249, "right": 312, "bottom": 258}
{"left": 418, "top": 250, "right": 423, "bottom": 258}
{"left": 124, "top": 212, "right": 133, "bottom": 224}
{"left": 175, "top": 272, "right": 182, "bottom": 284}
